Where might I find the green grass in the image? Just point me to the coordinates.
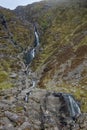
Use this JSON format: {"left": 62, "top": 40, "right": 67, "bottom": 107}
{"left": 0, "top": 82, "right": 13, "bottom": 90}
{"left": 0, "top": 1, "right": 87, "bottom": 113}
{"left": 0, "top": 71, "right": 8, "bottom": 83}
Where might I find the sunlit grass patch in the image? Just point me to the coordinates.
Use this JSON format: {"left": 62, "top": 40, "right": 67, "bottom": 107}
{"left": 0, "top": 81, "right": 13, "bottom": 90}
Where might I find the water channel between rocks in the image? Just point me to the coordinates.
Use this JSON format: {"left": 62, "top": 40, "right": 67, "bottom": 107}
{"left": 0, "top": 15, "right": 81, "bottom": 120}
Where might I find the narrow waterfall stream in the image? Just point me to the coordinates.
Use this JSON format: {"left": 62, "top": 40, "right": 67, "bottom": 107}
{"left": 34, "top": 26, "right": 39, "bottom": 47}
{"left": 24, "top": 25, "right": 39, "bottom": 65}
{"left": 0, "top": 14, "right": 39, "bottom": 102}
{"left": 23, "top": 24, "right": 40, "bottom": 102}
{"left": 0, "top": 14, "right": 81, "bottom": 118}
{"left": 63, "top": 94, "right": 81, "bottom": 118}
{"left": 53, "top": 93, "right": 81, "bottom": 118}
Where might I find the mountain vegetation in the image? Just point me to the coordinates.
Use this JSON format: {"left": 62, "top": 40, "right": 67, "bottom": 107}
{"left": 0, "top": 7, "right": 34, "bottom": 89}
{"left": 15, "top": 0, "right": 87, "bottom": 112}
{"left": 0, "top": 0, "right": 87, "bottom": 113}
{"left": 0, "top": 1, "right": 87, "bottom": 130}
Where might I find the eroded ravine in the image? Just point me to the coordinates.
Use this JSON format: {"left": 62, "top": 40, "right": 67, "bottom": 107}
{"left": 0, "top": 14, "right": 39, "bottom": 98}
{"left": 0, "top": 14, "right": 81, "bottom": 117}
{"left": 0, "top": 13, "right": 84, "bottom": 130}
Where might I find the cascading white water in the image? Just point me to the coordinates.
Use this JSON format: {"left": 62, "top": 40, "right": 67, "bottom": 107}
{"left": 63, "top": 94, "right": 81, "bottom": 118}
{"left": 32, "top": 80, "right": 36, "bottom": 88}
{"left": 68, "top": 95, "right": 81, "bottom": 117}
{"left": 23, "top": 25, "right": 82, "bottom": 117}
{"left": 24, "top": 80, "right": 36, "bottom": 103}
{"left": 31, "top": 48, "right": 35, "bottom": 58}
{"left": 25, "top": 94, "right": 29, "bottom": 103}
{"left": 35, "top": 31, "right": 39, "bottom": 46}
{"left": 24, "top": 26, "right": 40, "bottom": 65}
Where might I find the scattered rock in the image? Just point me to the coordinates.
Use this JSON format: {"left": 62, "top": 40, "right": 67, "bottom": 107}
{"left": 0, "top": 89, "right": 87, "bottom": 130}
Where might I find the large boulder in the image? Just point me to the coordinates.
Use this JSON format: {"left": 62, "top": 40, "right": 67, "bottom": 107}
{"left": 22, "top": 89, "right": 82, "bottom": 130}
{"left": 0, "top": 89, "right": 87, "bottom": 130}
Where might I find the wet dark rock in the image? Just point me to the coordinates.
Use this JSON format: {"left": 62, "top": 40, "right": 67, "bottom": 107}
{"left": 21, "top": 89, "right": 82, "bottom": 130}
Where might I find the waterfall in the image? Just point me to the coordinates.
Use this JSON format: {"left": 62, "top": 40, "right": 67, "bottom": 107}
{"left": 24, "top": 94, "right": 29, "bottom": 103}
{"left": 31, "top": 48, "right": 36, "bottom": 58}
{"left": 32, "top": 80, "right": 36, "bottom": 88}
{"left": 24, "top": 80, "right": 36, "bottom": 103}
{"left": 24, "top": 25, "right": 40, "bottom": 66}
{"left": 24, "top": 49, "right": 33, "bottom": 65}
{"left": 53, "top": 93, "right": 81, "bottom": 118}
{"left": 68, "top": 95, "right": 81, "bottom": 117}
{"left": 63, "top": 94, "right": 81, "bottom": 118}
{"left": 34, "top": 31, "right": 39, "bottom": 47}
{"left": 24, "top": 91, "right": 32, "bottom": 103}
{"left": 23, "top": 25, "right": 40, "bottom": 103}
{"left": 34, "top": 25, "right": 39, "bottom": 47}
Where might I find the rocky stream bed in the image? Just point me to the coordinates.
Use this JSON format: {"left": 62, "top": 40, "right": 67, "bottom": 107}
{"left": 0, "top": 12, "right": 87, "bottom": 130}
{"left": 0, "top": 87, "right": 87, "bottom": 130}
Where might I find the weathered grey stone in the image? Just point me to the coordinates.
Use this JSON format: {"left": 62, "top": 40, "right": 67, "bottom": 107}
{"left": 5, "top": 111, "right": 24, "bottom": 125}
{"left": 22, "top": 89, "right": 81, "bottom": 130}
{"left": 0, "top": 89, "right": 87, "bottom": 130}
{"left": 0, "top": 117, "right": 15, "bottom": 130}
{"left": 0, "top": 102, "right": 9, "bottom": 109}
{"left": 19, "top": 122, "right": 30, "bottom": 130}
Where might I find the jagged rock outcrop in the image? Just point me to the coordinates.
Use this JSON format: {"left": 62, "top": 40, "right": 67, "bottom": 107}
{"left": 0, "top": 89, "right": 87, "bottom": 130}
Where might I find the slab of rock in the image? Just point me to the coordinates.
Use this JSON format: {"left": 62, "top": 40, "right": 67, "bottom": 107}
{"left": 0, "top": 117, "right": 15, "bottom": 130}
{"left": 5, "top": 111, "right": 24, "bottom": 125}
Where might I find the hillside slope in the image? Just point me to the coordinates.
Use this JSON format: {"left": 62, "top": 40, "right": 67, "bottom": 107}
{"left": 0, "top": 1, "right": 87, "bottom": 130}
{"left": 15, "top": 0, "right": 87, "bottom": 112}
{"left": 0, "top": 8, "right": 34, "bottom": 89}
{"left": 0, "top": 0, "right": 87, "bottom": 112}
